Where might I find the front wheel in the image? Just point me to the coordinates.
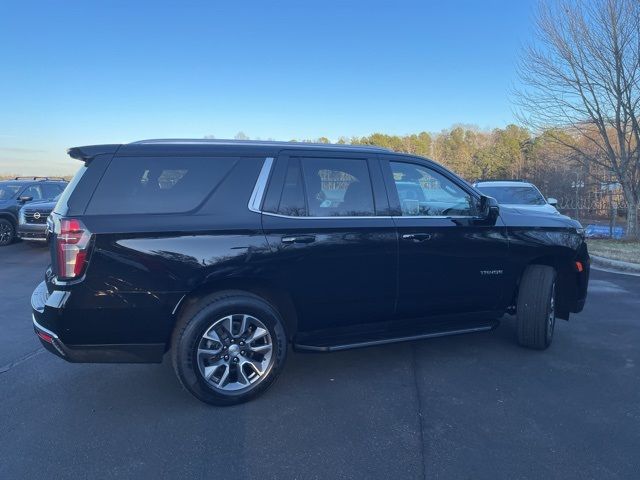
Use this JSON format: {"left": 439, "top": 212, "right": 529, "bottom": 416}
{"left": 516, "top": 265, "right": 557, "bottom": 350}
{"left": 171, "top": 290, "right": 287, "bottom": 405}
{"left": 0, "top": 219, "right": 15, "bottom": 246}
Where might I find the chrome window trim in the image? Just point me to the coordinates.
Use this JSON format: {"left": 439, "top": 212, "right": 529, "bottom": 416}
{"left": 261, "top": 211, "right": 477, "bottom": 220}
{"left": 247, "top": 156, "right": 478, "bottom": 220}
{"left": 248, "top": 157, "right": 274, "bottom": 213}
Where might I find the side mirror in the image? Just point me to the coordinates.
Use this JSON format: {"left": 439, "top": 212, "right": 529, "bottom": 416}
{"left": 547, "top": 197, "right": 558, "bottom": 206}
{"left": 18, "top": 195, "right": 33, "bottom": 204}
{"left": 479, "top": 195, "right": 499, "bottom": 223}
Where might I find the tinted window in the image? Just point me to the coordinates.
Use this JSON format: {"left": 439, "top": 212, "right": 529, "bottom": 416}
{"left": 476, "top": 185, "right": 546, "bottom": 205}
{"left": 0, "top": 184, "right": 20, "bottom": 200}
{"left": 41, "top": 183, "right": 64, "bottom": 200}
{"left": 22, "top": 185, "right": 43, "bottom": 201}
{"left": 276, "top": 159, "right": 306, "bottom": 216}
{"left": 54, "top": 166, "right": 86, "bottom": 214}
{"left": 87, "top": 157, "right": 237, "bottom": 215}
{"left": 390, "top": 162, "right": 475, "bottom": 216}
{"left": 302, "top": 157, "right": 374, "bottom": 217}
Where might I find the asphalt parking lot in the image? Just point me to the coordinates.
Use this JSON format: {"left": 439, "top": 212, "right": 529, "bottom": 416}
{"left": 1, "top": 241, "right": 639, "bottom": 479}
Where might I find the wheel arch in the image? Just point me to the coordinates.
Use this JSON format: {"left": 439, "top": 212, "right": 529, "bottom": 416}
{"left": 0, "top": 211, "right": 18, "bottom": 226}
{"left": 513, "top": 252, "right": 578, "bottom": 320}
{"left": 172, "top": 278, "right": 299, "bottom": 342}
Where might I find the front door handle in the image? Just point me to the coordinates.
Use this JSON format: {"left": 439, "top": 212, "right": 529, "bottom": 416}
{"left": 281, "top": 235, "right": 316, "bottom": 244}
{"left": 402, "top": 233, "right": 432, "bottom": 242}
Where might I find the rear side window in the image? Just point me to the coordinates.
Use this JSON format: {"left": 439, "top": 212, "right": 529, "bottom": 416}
{"left": 277, "top": 159, "right": 306, "bottom": 216}
{"left": 86, "top": 157, "right": 237, "bottom": 215}
{"left": 54, "top": 166, "right": 86, "bottom": 214}
{"left": 267, "top": 157, "right": 375, "bottom": 217}
{"left": 303, "top": 158, "right": 374, "bottom": 216}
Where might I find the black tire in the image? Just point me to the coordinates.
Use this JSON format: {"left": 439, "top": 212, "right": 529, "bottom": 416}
{"left": 517, "top": 265, "right": 557, "bottom": 350}
{"left": 171, "top": 290, "right": 287, "bottom": 406}
{"left": 0, "top": 219, "right": 15, "bottom": 246}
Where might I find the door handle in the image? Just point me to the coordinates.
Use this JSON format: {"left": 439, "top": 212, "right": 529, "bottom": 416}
{"left": 402, "top": 233, "right": 432, "bottom": 242}
{"left": 281, "top": 235, "right": 316, "bottom": 244}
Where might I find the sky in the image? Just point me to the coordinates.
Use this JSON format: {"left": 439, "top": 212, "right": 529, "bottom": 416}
{"left": 0, "top": 0, "right": 536, "bottom": 175}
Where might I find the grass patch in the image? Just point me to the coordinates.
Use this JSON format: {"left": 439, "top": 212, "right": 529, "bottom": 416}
{"left": 587, "top": 239, "right": 640, "bottom": 264}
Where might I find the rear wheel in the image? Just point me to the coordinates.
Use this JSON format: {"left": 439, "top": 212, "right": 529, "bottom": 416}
{"left": 171, "top": 290, "right": 287, "bottom": 405}
{"left": 516, "top": 265, "right": 557, "bottom": 350}
{"left": 0, "top": 219, "right": 15, "bottom": 246}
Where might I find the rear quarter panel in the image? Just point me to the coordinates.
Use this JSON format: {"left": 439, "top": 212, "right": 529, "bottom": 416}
{"left": 55, "top": 155, "right": 270, "bottom": 346}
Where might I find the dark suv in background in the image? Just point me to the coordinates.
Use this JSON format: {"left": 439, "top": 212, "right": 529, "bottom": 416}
{"left": 0, "top": 177, "right": 67, "bottom": 246}
{"left": 31, "top": 140, "right": 589, "bottom": 405}
{"left": 17, "top": 194, "right": 62, "bottom": 243}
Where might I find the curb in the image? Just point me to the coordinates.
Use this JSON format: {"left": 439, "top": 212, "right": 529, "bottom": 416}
{"left": 590, "top": 254, "right": 640, "bottom": 274}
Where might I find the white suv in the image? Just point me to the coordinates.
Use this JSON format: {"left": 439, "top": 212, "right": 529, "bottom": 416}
{"left": 473, "top": 180, "right": 559, "bottom": 215}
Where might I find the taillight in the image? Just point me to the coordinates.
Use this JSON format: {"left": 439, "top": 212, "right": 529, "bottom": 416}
{"left": 56, "top": 218, "right": 92, "bottom": 280}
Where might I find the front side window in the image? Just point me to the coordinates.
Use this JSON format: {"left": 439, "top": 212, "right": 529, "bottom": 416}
{"left": 21, "top": 185, "right": 43, "bottom": 201}
{"left": 390, "top": 162, "right": 475, "bottom": 217}
{"left": 41, "top": 183, "right": 64, "bottom": 200}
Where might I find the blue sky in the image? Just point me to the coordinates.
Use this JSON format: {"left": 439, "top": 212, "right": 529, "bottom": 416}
{"left": 0, "top": 0, "right": 536, "bottom": 174}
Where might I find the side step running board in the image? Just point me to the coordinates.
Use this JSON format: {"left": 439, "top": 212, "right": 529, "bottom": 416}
{"left": 294, "top": 322, "right": 497, "bottom": 352}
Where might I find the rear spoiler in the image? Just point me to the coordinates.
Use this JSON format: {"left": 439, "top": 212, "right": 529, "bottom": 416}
{"left": 67, "top": 144, "right": 121, "bottom": 162}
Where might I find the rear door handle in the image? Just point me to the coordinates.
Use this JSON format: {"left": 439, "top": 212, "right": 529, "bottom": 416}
{"left": 281, "top": 235, "right": 316, "bottom": 244}
{"left": 402, "top": 233, "right": 432, "bottom": 242}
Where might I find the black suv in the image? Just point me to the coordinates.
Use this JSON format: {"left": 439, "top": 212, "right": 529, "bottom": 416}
{"left": 0, "top": 177, "right": 67, "bottom": 246}
{"left": 31, "top": 140, "right": 589, "bottom": 405}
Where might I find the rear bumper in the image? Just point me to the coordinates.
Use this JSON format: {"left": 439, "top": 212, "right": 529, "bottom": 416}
{"left": 31, "top": 280, "right": 164, "bottom": 363}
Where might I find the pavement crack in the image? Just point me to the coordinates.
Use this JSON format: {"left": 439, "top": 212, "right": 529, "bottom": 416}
{"left": 0, "top": 348, "right": 45, "bottom": 374}
{"left": 411, "top": 343, "right": 427, "bottom": 480}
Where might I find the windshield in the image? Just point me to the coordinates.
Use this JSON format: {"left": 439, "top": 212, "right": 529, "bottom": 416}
{"left": 476, "top": 185, "right": 546, "bottom": 206}
{"left": 0, "top": 184, "right": 21, "bottom": 200}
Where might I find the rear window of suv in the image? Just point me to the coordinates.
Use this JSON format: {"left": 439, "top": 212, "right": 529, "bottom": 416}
{"left": 86, "top": 157, "right": 237, "bottom": 215}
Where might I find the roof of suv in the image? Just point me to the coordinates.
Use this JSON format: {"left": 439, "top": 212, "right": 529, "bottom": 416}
{"left": 1, "top": 177, "right": 67, "bottom": 183}
{"left": 474, "top": 180, "right": 535, "bottom": 187}
{"left": 67, "top": 139, "right": 392, "bottom": 161}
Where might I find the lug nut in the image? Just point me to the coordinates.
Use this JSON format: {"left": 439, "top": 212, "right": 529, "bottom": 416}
{"left": 239, "top": 341, "right": 245, "bottom": 346}
{"left": 224, "top": 355, "right": 229, "bottom": 361}
{"left": 233, "top": 357, "right": 239, "bottom": 363}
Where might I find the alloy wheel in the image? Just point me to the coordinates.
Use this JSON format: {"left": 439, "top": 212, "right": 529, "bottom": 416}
{"left": 196, "top": 314, "right": 274, "bottom": 392}
{"left": 0, "top": 222, "right": 14, "bottom": 246}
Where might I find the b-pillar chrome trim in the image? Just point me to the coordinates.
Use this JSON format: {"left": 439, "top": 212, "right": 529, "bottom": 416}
{"left": 248, "top": 157, "right": 274, "bottom": 213}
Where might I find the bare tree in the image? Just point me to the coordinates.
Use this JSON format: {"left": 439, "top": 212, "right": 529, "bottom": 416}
{"left": 516, "top": 0, "right": 640, "bottom": 238}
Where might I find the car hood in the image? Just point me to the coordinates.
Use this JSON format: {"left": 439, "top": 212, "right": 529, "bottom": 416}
{"left": 498, "top": 205, "right": 581, "bottom": 229}
{"left": 500, "top": 203, "right": 559, "bottom": 215}
{"left": 22, "top": 200, "right": 57, "bottom": 211}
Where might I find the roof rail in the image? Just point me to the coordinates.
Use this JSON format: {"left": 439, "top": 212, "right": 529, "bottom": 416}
{"left": 475, "top": 178, "right": 527, "bottom": 183}
{"left": 13, "top": 176, "right": 67, "bottom": 181}
{"left": 129, "top": 138, "right": 391, "bottom": 152}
